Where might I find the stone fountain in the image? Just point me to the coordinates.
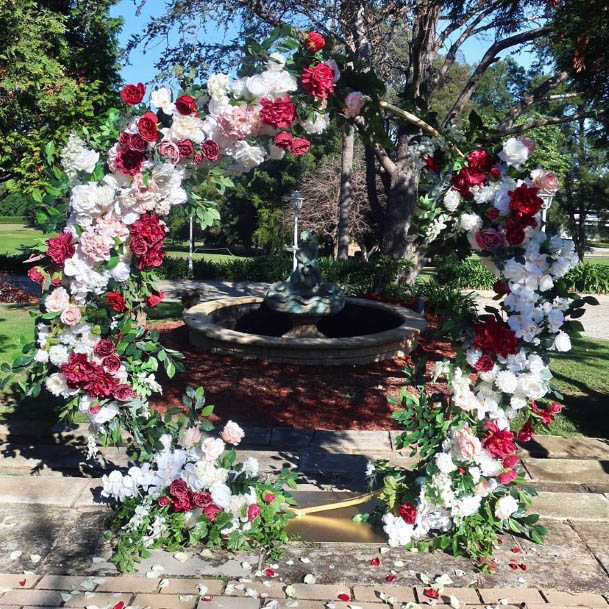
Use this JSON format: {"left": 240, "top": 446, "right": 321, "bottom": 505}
{"left": 184, "top": 232, "right": 426, "bottom": 366}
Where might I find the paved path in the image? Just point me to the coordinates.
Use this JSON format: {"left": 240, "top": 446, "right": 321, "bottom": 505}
{"left": 472, "top": 290, "right": 609, "bottom": 340}
{"left": 158, "top": 279, "right": 269, "bottom": 303}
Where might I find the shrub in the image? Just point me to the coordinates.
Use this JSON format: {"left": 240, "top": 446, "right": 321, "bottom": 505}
{"left": 0, "top": 253, "right": 30, "bottom": 274}
{"left": 563, "top": 263, "right": 609, "bottom": 293}
{"left": 437, "top": 259, "right": 496, "bottom": 290}
{"left": 0, "top": 216, "right": 28, "bottom": 224}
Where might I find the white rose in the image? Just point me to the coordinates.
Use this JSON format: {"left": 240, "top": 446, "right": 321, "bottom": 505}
{"left": 443, "top": 189, "right": 461, "bottom": 213}
{"left": 170, "top": 115, "right": 207, "bottom": 144}
{"left": 495, "top": 370, "right": 518, "bottom": 394}
{"left": 46, "top": 287, "right": 70, "bottom": 313}
{"left": 459, "top": 213, "right": 482, "bottom": 232}
{"left": 207, "top": 73, "right": 230, "bottom": 102}
{"left": 231, "top": 141, "right": 266, "bottom": 171}
{"left": 266, "top": 52, "right": 287, "bottom": 71}
{"left": 90, "top": 403, "right": 119, "bottom": 426}
{"left": 553, "top": 331, "right": 572, "bottom": 352}
{"left": 538, "top": 274, "right": 554, "bottom": 292}
{"left": 201, "top": 437, "right": 225, "bottom": 462}
{"left": 34, "top": 349, "right": 49, "bottom": 363}
{"left": 435, "top": 452, "right": 457, "bottom": 474}
{"left": 271, "top": 70, "right": 298, "bottom": 96}
{"left": 45, "top": 373, "right": 70, "bottom": 397}
{"left": 246, "top": 73, "right": 272, "bottom": 98}
{"left": 229, "top": 77, "right": 249, "bottom": 99}
{"left": 301, "top": 112, "right": 330, "bottom": 135}
{"left": 546, "top": 308, "right": 564, "bottom": 329}
{"left": 151, "top": 87, "right": 175, "bottom": 114}
{"left": 494, "top": 495, "right": 519, "bottom": 520}
{"left": 70, "top": 183, "right": 101, "bottom": 216}
{"left": 241, "top": 456, "right": 259, "bottom": 478}
{"left": 111, "top": 261, "right": 131, "bottom": 282}
{"left": 517, "top": 373, "right": 546, "bottom": 400}
{"left": 210, "top": 482, "right": 233, "bottom": 509}
{"left": 498, "top": 137, "right": 530, "bottom": 168}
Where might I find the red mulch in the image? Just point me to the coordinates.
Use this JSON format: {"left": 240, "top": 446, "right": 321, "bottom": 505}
{"left": 0, "top": 273, "right": 38, "bottom": 304}
{"left": 150, "top": 320, "right": 456, "bottom": 430}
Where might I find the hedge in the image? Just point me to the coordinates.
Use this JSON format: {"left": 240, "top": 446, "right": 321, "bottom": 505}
{"left": 0, "top": 216, "right": 28, "bottom": 224}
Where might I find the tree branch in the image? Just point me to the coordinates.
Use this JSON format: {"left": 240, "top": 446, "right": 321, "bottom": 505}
{"left": 498, "top": 70, "right": 570, "bottom": 131}
{"left": 495, "top": 109, "right": 608, "bottom": 137}
{"left": 354, "top": 116, "right": 397, "bottom": 176}
{"left": 443, "top": 26, "right": 549, "bottom": 125}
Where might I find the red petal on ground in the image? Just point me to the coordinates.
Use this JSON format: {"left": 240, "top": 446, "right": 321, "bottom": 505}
{"left": 112, "top": 602, "right": 125, "bottom": 609}
{"left": 264, "top": 568, "right": 275, "bottom": 577}
{"left": 511, "top": 546, "right": 521, "bottom": 553}
{"left": 337, "top": 593, "right": 350, "bottom": 601}
{"left": 385, "top": 574, "right": 397, "bottom": 583}
{"left": 423, "top": 588, "right": 439, "bottom": 599}
{"left": 150, "top": 323, "right": 455, "bottom": 430}
{"left": 18, "top": 579, "right": 26, "bottom": 587}
{"left": 509, "top": 562, "right": 519, "bottom": 570}
{"left": 520, "top": 563, "right": 527, "bottom": 571}
{"left": 370, "top": 557, "right": 381, "bottom": 566}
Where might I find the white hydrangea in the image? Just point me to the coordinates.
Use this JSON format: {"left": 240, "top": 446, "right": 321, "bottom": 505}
{"left": 301, "top": 112, "right": 330, "bottom": 135}
{"left": 382, "top": 513, "right": 415, "bottom": 547}
{"left": 498, "top": 137, "right": 530, "bottom": 168}
{"left": 207, "top": 74, "right": 230, "bottom": 102}
{"left": 443, "top": 189, "right": 461, "bottom": 213}
{"left": 435, "top": 452, "right": 457, "bottom": 474}
{"left": 230, "top": 141, "right": 266, "bottom": 172}
{"left": 48, "top": 344, "right": 70, "bottom": 367}
{"left": 459, "top": 213, "right": 482, "bottom": 232}
{"left": 494, "top": 370, "right": 518, "bottom": 394}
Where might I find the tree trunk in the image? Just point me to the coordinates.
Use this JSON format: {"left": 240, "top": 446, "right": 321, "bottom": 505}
{"left": 337, "top": 126, "right": 355, "bottom": 259}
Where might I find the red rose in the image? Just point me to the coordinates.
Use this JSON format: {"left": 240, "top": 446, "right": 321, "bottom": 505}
{"left": 172, "top": 496, "right": 192, "bottom": 512}
{"left": 193, "top": 152, "right": 203, "bottom": 164}
{"left": 493, "top": 281, "right": 510, "bottom": 296}
{"left": 158, "top": 140, "right": 180, "bottom": 164}
{"left": 203, "top": 503, "right": 221, "bottom": 521}
{"left": 259, "top": 95, "right": 297, "bottom": 130}
{"left": 473, "top": 316, "right": 518, "bottom": 358}
{"left": 94, "top": 339, "right": 115, "bottom": 357}
{"left": 505, "top": 226, "right": 525, "bottom": 247}
{"left": 531, "top": 402, "right": 555, "bottom": 425}
{"left": 137, "top": 241, "right": 165, "bottom": 270}
{"left": 451, "top": 167, "right": 485, "bottom": 199}
{"left": 247, "top": 504, "right": 262, "bottom": 521}
{"left": 113, "top": 384, "right": 133, "bottom": 402}
{"left": 158, "top": 496, "right": 172, "bottom": 507}
{"left": 467, "top": 149, "right": 494, "bottom": 173}
{"left": 517, "top": 419, "right": 535, "bottom": 443}
{"left": 175, "top": 95, "right": 196, "bottom": 115}
{"left": 301, "top": 63, "right": 335, "bottom": 100}
{"left": 129, "top": 235, "right": 149, "bottom": 256}
{"left": 550, "top": 401, "right": 562, "bottom": 414}
{"left": 120, "top": 83, "right": 145, "bottom": 105}
{"left": 503, "top": 454, "right": 519, "bottom": 469}
{"left": 177, "top": 139, "right": 194, "bottom": 159}
{"left": 146, "top": 291, "right": 164, "bottom": 307}
{"left": 105, "top": 292, "right": 126, "bottom": 313}
{"left": 191, "top": 491, "right": 213, "bottom": 508}
{"left": 398, "top": 503, "right": 417, "bottom": 524}
{"left": 137, "top": 112, "right": 159, "bottom": 142}
{"left": 482, "top": 422, "right": 516, "bottom": 459}
{"left": 47, "top": 232, "right": 75, "bottom": 265}
{"left": 305, "top": 32, "right": 326, "bottom": 52}
{"left": 485, "top": 207, "right": 500, "bottom": 220}
{"left": 119, "top": 132, "right": 148, "bottom": 153}
{"left": 498, "top": 469, "right": 518, "bottom": 485}
{"left": 273, "top": 132, "right": 293, "bottom": 150}
{"left": 85, "top": 370, "right": 118, "bottom": 398}
{"left": 130, "top": 214, "right": 166, "bottom": 245}
{"left": 200, "top": 139, "right": 219, "bottom": 162}
{"left": 28, "top": 267, "right": 44, "bottom": 284}
{"left": 475, "top": 228, "right": 504, "bottom": 251}
{"left": 474, "top": 353, "right": 494, "bottom": 372}
{"left": 115, "top": 147, "right": 146, "bottom": 176}
{"left": 508, "top": 184, "right": 543, "bottom": 216}
{"left": 169, "top": 479, "right": 189, "bottom": 500}
{"left": 263, "top": 492, "right": 275, "bottom": 504}
{"left": 291, "top": 137, "right": 311, "bottom": 156}
{"left": 490, "top": 167, "right": 501, "bottom": 180}
{"left": 102, "top": 354, "right": 122, "bottom": 373}
{"left": 422, "top": 155, "right": 437, "bottom": 172}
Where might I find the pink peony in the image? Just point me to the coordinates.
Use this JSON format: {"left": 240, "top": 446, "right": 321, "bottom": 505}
{"left": 453, "top": 426, "right": 481, "bottom": 460}
{"left": 46, "top": 287, "right": 70, "bottom": 313}
{"left": 60, "top": 304, "right": 81, "bottom": 326}
{"left": 531, "top": 169, "right": 559, "bottom": 194}
{"left": 343, "top": 91, "right": 367, "bottom": 118}
{"left": 220, "top": 420, "right": 245, "bottom": 446}
{"left": 158, "top": 140, "right": 180, "bottom": 165}
{"left": 80, "top": 229, "right": 113, "bottom": 262}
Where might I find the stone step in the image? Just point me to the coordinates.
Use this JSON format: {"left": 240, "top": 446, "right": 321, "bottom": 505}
{"left": 518, "top": 436, "right": 609, "bottom": 460}
{"left": 523, "top": 457, "right": 609, "bottom": 493}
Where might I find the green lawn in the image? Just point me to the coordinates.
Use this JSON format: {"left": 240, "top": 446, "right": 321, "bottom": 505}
{"left": 0, "top": 224, "right": 49, "bottom": 255}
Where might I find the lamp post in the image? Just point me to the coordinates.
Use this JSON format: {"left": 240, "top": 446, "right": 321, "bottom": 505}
{"left": 290, "top": 190, "right": 304, "bottom": 271}
{"left": 539, "top": 192, "right": 555, "bottom": 226}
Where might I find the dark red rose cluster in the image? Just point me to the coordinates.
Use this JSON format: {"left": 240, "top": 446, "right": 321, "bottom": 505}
{"left": 482, "top": 422, "right": 516, "bottom": 459}
{"left": 129, "top": 214, "right": 167, "bottom": 270}
{"left": 46, "top": 232, "right": 75, "bottom": 266}
{"left": 398, "top": 503, "right": 417, "bottom": 524}
{"left": 120, "top": 83, "right": 145, "bottom": 105}
{"left": 158, "top": 480, "right": 222, "bottom": 520}
{"left": 473, "top": 315, "right": 518, "bottom": 359}
{"left": 260, "top": 95, "right": 297, "bottom": 130}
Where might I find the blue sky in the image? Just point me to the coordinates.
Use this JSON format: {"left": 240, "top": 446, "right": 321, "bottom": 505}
{"left": 111, "top": 0, "right": 535, "bottom": 86}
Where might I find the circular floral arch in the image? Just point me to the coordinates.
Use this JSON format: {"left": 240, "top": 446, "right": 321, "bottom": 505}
{"left": 18, "top": 29, "right": 590, "bottom": 570}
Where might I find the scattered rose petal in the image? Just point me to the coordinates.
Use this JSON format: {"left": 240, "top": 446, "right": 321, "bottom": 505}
{"left": 61, "top": 593, "right": 72, "bottom": 602}
{"left": 92, "top": 578, "right": 105, "bottom": 585}
{"left": 418, "top": 573, "right": 430, "bottom": 585}
{"left": 10, "top": 551, "right": 22, "bottom": 560}
{"left": 393, "top": 560, "right": 404, "bottom": 567}
{"left": 81, "top": 581, "right": 96, "bottom": 591}
{"left": 200, "top": 549, "right": 213, "bottom": 558}
{"left": 242, "top": 561, "right": 252, "bottom": 571}
{"left": 370, "top": 557, "right": 380, "bottom": 567}
{"left": 286, "top": 601, "right": 298, "bottom": 608}
{"left": 263, "top": 601, "right": 279, "bottom": 609}
{"left": 385, "top": 574, "right": 396, "bottom": 583}
{"left": 300, "top": 557, "right": 311, "bottom": 563}
{"left": 435, "top": 574, "right": 453, "bottom": 586}
{"left": 18, "top": 579, "right": 26, "bottom": 587}
{"left": 304, "top": 574, "right": 316, "bottom": 584}
{"left": 423, "top": 588, "right": 439, "bottom": 599}
{"left": 197, "top": 584, "right": 208, "bottom": 596}
{"left": 449, "top": 595, "right": 461, "bottom": 609}
{"left": 454, "top": 569, "right": 465, "bottom": 577}
{"left": 518, "top": 577, "right": 526, "bottom": 584}
{"left": 519, "top": 563, "right": 527, "bottom": 571}
{"left": 225, "top": 584, "right": 236, "bottom": 595}
{"left": 245, "top": 588, "right": 258, "bottom": 598}
{"left": 380, "top": 547, "right": 390, "bottom": 554}
{"left": 285, "top": 584, "right": 296, "bottom": 598}
{"left": 338, "top": 593, "right": 350, "bottom": 601}
{"left": 179, "top": 595, "right": 194, "bottom": 601}
{"left": 30, "top": 554, "right": 41, "bottom": 564}
{"left": 85, "top": 592, "right": 96, "bottom": 599}
{"left": 200, "top": 597, "right": 213, "bottom": 602}
{"left": 509, "top": 563, "right": 519, "bottom": 570}
{"left": 174, "top": 552, "right": 188, "bottom": 563}
{"left": 286, "top": 560, "right": 294, "bottom": 565}
{"left": 158, "top": 579, "right": 169, "bottom": 590}
{"left": 511, "top": 547, "right": 521, "bottom": 553}
{"left": 264, "top": 568, "right": 276, "bottom": 578}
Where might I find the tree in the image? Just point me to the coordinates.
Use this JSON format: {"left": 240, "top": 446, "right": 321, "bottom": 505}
{"left": 128, "top": 0, "right": 609, "bottom": 280}
{"left": 0, "top": 0, "right": 122, "bottom": 197}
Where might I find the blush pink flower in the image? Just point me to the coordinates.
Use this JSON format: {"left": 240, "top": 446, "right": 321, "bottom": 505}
{"left": 343, "top": 91, "right": 367, "bottom": 118}
{"left": 46, "top": 287, "right": 70, "bottom": 313}
{"left": 60, "top": 304, "right": 81, "bottom": 326}
{"left": 453, "top": 426, "right": 481, "bottom": 460}
{"left": 80, "top": 229, "right": 113, "bottom": 262}
{"left": 220, "top": 420, "right": 245, "bottom": 445}
{"left": 531, "top": 168, "right": 559, "bottom": 194}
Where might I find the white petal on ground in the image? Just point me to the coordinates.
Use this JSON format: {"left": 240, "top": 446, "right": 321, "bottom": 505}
{"left": 174, "top": 552, "right": 188, "bottom": 563}
{"left": 30, "top": 554, "right": 41, "bottom": 564}
{"left": 303, "top": 574, "right": 316, "bottom": 584}
{"left": 9, "top": 551, "right": 22, "bottom": 560}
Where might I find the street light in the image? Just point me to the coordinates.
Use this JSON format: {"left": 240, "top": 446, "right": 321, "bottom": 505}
{"left": 539, "top": 192, "right": 555, "bottom": 226}
{"left": 290, "top": 190, "right": 304, "bottom": 271}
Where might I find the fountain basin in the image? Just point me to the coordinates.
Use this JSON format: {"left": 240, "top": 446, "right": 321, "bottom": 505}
{"left": 184, "top": 296, "right": 427, "bottom": 366}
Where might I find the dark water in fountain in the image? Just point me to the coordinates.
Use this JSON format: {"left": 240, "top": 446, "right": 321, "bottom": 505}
{"left": 226, "top": 302, "right": 403, "bottom": 338}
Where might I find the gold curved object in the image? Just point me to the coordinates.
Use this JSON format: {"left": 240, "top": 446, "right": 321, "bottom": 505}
{"left": 288, "top": 490, "right": 382, "bottom": 518}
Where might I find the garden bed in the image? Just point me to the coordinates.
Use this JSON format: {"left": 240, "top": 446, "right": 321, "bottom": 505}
{"left": 151, "top": 320, "right": 456, "bottom": 430}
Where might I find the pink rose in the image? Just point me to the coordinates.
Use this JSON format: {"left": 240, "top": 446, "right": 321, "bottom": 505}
{"left": 475, "top": 479, "right": 496, "bottom": 498}
{"left": 60, "top": 304, "right": 81, "bottom": 326}
{"left": 158, "top": 140, "right": 180, "bottom": 164}
{"left": 531, "top": 169, "right": 559, "bottom": 194}
{"left": 220, "top": 420, "right": 245, "bottom": 446}
{"left": 453, "top": 426, "right": 481, "bottom": 460}
{"left": 343, "top": 91, "right": 366, "bottom": 118}
{"left": 475, "top": 228, "right": 504, "bottom": 251}
{"left": 181, "top": 427, "right": 202, "bottom": 449}
{"left": 28, "top": 267, "right": 44, "bottom": 284}
{"left": 247, "top": 504, "right": 261, "bottom": 521}
{"left": 201, "top": 437, "right": 225, "bottom": 462}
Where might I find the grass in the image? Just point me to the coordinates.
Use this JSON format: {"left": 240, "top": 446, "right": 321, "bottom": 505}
{"left": 0, "top": 224, "right": 49, "bottom": 255}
